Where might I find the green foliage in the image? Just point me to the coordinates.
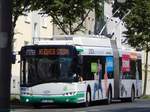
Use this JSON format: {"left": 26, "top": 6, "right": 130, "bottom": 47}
{"left": 141, "top": 95, "right": 150, "bottom": 99}
{"left": 12, "top": 0, "right": 31, "bottom": 19}
{"left": 112, "top": 0, "right": 135, "bottom": 19}
{"left": 12, "top": 0, "right": 104, "bottom": 34}
{"left": 12, "top": 0, "right": 31, "bottom": 30}
{"left": 13, "top": 0, "right": 27, "bottom": 16}
{"left": 113, "top": 0, "right": 150, "bottom": 96}
{"left": 94, "top": 0, "right": 104, "bottom": 18}
{"left": 123, "top": 0, "right": 150, "bottom": 50}
{"left": 29, "top": 0, "right": 103, "bottom": 34}
{"left": 113, "top": 0, "right": 150, "bottom": 50}
{"left": 12, "top": 0, "right": 32, "bottom": 49}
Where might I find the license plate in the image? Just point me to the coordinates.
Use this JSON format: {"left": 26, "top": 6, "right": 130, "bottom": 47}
{"left": 41, "top": 100, "right": 54, "bottom": 103}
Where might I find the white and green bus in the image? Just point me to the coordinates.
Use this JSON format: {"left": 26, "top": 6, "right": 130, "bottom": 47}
{"left": 19, "top": 35, "right": 142, "bottom": 107}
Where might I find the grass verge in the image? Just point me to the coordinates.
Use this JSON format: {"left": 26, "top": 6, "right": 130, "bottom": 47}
{"left": 141, "top": 95, "right": 150, "bottom": 99}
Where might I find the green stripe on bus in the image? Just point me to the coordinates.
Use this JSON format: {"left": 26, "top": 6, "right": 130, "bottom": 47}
{"left": 20, "top": 91, "right": 85, "bottom": 104}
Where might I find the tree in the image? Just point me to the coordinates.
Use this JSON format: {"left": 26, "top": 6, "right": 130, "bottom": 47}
{"left": 113, "top": 0, "right": 150, "bottom": 96}
{"left": 112, "top": 0, "right": 135, "bottom": 19}
{"left": 30, "top": 0, "right": 103, "bottom": 35}
{"left": 12, "top": 0, "right": 31, "bottom": 38}
{"left": 94, "top": 0, "right": 104, "bottom": 34}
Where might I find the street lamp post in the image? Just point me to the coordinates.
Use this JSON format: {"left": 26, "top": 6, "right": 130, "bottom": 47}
{"left": 0, "top": 0, "right": 12, "bottom": 111}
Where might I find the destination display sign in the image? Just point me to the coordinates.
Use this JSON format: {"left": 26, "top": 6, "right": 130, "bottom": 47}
{"left": 25, "top": 48, "right": 70, "bottom": 56}
{"left": 23, "top": 46, "right": 72, "bottom": 57}
{"left": 38, "top": 48, "right": 70, "bottom": 56}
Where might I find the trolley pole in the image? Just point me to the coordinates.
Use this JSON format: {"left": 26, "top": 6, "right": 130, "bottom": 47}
{"left": 0, "top": 0, "right": 12, "bottom": 111}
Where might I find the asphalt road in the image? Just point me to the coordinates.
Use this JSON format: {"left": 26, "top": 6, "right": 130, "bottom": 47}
{"left": 11, "top": 99, "right": 150, "bottom": 112}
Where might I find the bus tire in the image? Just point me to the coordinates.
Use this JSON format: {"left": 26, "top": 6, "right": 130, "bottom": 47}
{"left": 105, "top": 88, "right": 112, "bottom": 105}
{"left": 121, "top": 88, "right": 135, "bottom": 102}
{"left": 84, "top": 90, "right": 91, "bottom": 107}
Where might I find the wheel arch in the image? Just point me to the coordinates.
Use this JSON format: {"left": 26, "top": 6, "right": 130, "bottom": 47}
{"left": 132, "top": 83, "right": 135, "bottom": 93}
{"left": 108, "top": 83, "right": 113, "bottom": 98}
{"left": 87, "top": 84, "right": 91, "bottom": 94}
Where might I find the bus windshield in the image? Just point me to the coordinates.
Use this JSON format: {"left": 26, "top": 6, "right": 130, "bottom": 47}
{"left": 21, "top": 56, "right": 79, "bottom": 86}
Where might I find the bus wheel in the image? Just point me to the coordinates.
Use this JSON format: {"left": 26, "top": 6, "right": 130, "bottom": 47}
{"left": 106, "top": 88, "right": 112, "bottom": 105}
{"left": 84, "top": 90, "right": 91, "bottom": 107}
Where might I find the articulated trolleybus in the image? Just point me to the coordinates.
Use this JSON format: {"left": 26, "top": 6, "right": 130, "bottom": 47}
{"left": 20, "top": 35, "right": 142, "bottom": 107}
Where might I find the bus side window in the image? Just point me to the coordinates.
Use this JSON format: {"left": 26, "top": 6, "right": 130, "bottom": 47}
{"left": 82, "top": 56, "right": 94, "bottom": 80}
{"left": 130, "top": 60, "right": 136, "bottom": 79}
{"left": 137, "top": 59, "right": 142, "bottom": 80}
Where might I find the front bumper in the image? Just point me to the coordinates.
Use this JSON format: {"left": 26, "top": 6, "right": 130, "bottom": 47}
{"left": 20, "top": 92, "right": 85, "bottom": 104}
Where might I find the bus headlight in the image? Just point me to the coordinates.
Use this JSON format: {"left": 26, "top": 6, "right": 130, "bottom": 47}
{"left": 26, "top": 98, "right": 29, "bottom": 102}
{"left": 25, "top": 92, "right": 32, "bottom": 95}
{"left": 21, "top": 92, "right": 32, "bottom": 95}
{"left": 63, "top": 92, "right": 76, "bottom": 96}
{"left": 21, "top": 87, "right": 32, "bottom": 95}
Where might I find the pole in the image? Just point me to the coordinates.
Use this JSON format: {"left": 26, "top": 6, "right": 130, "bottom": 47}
{"left": 107, "top": 9, "right": 131, "bottom": 40}
{"left": 99, "top": 0, "right": 127, "bottom": 36}
{"left": 99, "top": 7, "right": 121, "bottom": 35}
{"left": 0, "top": 0, "right": 12, "bottom": 111}
{"left": 114, "top": 9, "right": 131, "bottom": 29}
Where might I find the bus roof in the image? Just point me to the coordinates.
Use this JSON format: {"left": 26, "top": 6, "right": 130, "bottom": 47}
{"left": 27, "top": 35, "right": 141, "bottom": 58}
{"left": 33, "top": 35, "right": 112, "bottom": 48}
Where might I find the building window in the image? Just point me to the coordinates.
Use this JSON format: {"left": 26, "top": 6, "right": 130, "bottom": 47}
{"left": 34, "top": 23, "right": 38, "bottom": 38}
{"left": 88, "top": 30, "right": 91, "bottom": 34}
{"left": 42, "top": 17, "right": 47, "bottom": 29}
{"left": 130, "top": 60, "right": 136, "bottom": 79}
{"left": 24, "top": 41, "right": 29, "bottom": 46}
{"left": 13, "top": 79, "right": 16, "bottom": 88}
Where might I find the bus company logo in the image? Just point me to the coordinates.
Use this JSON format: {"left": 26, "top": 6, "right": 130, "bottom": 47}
{"left": 63, "top": 86, "right": 68, "bottom": 91}
{"left": 89, "top": 49, "right": 94, "bottom": 54}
